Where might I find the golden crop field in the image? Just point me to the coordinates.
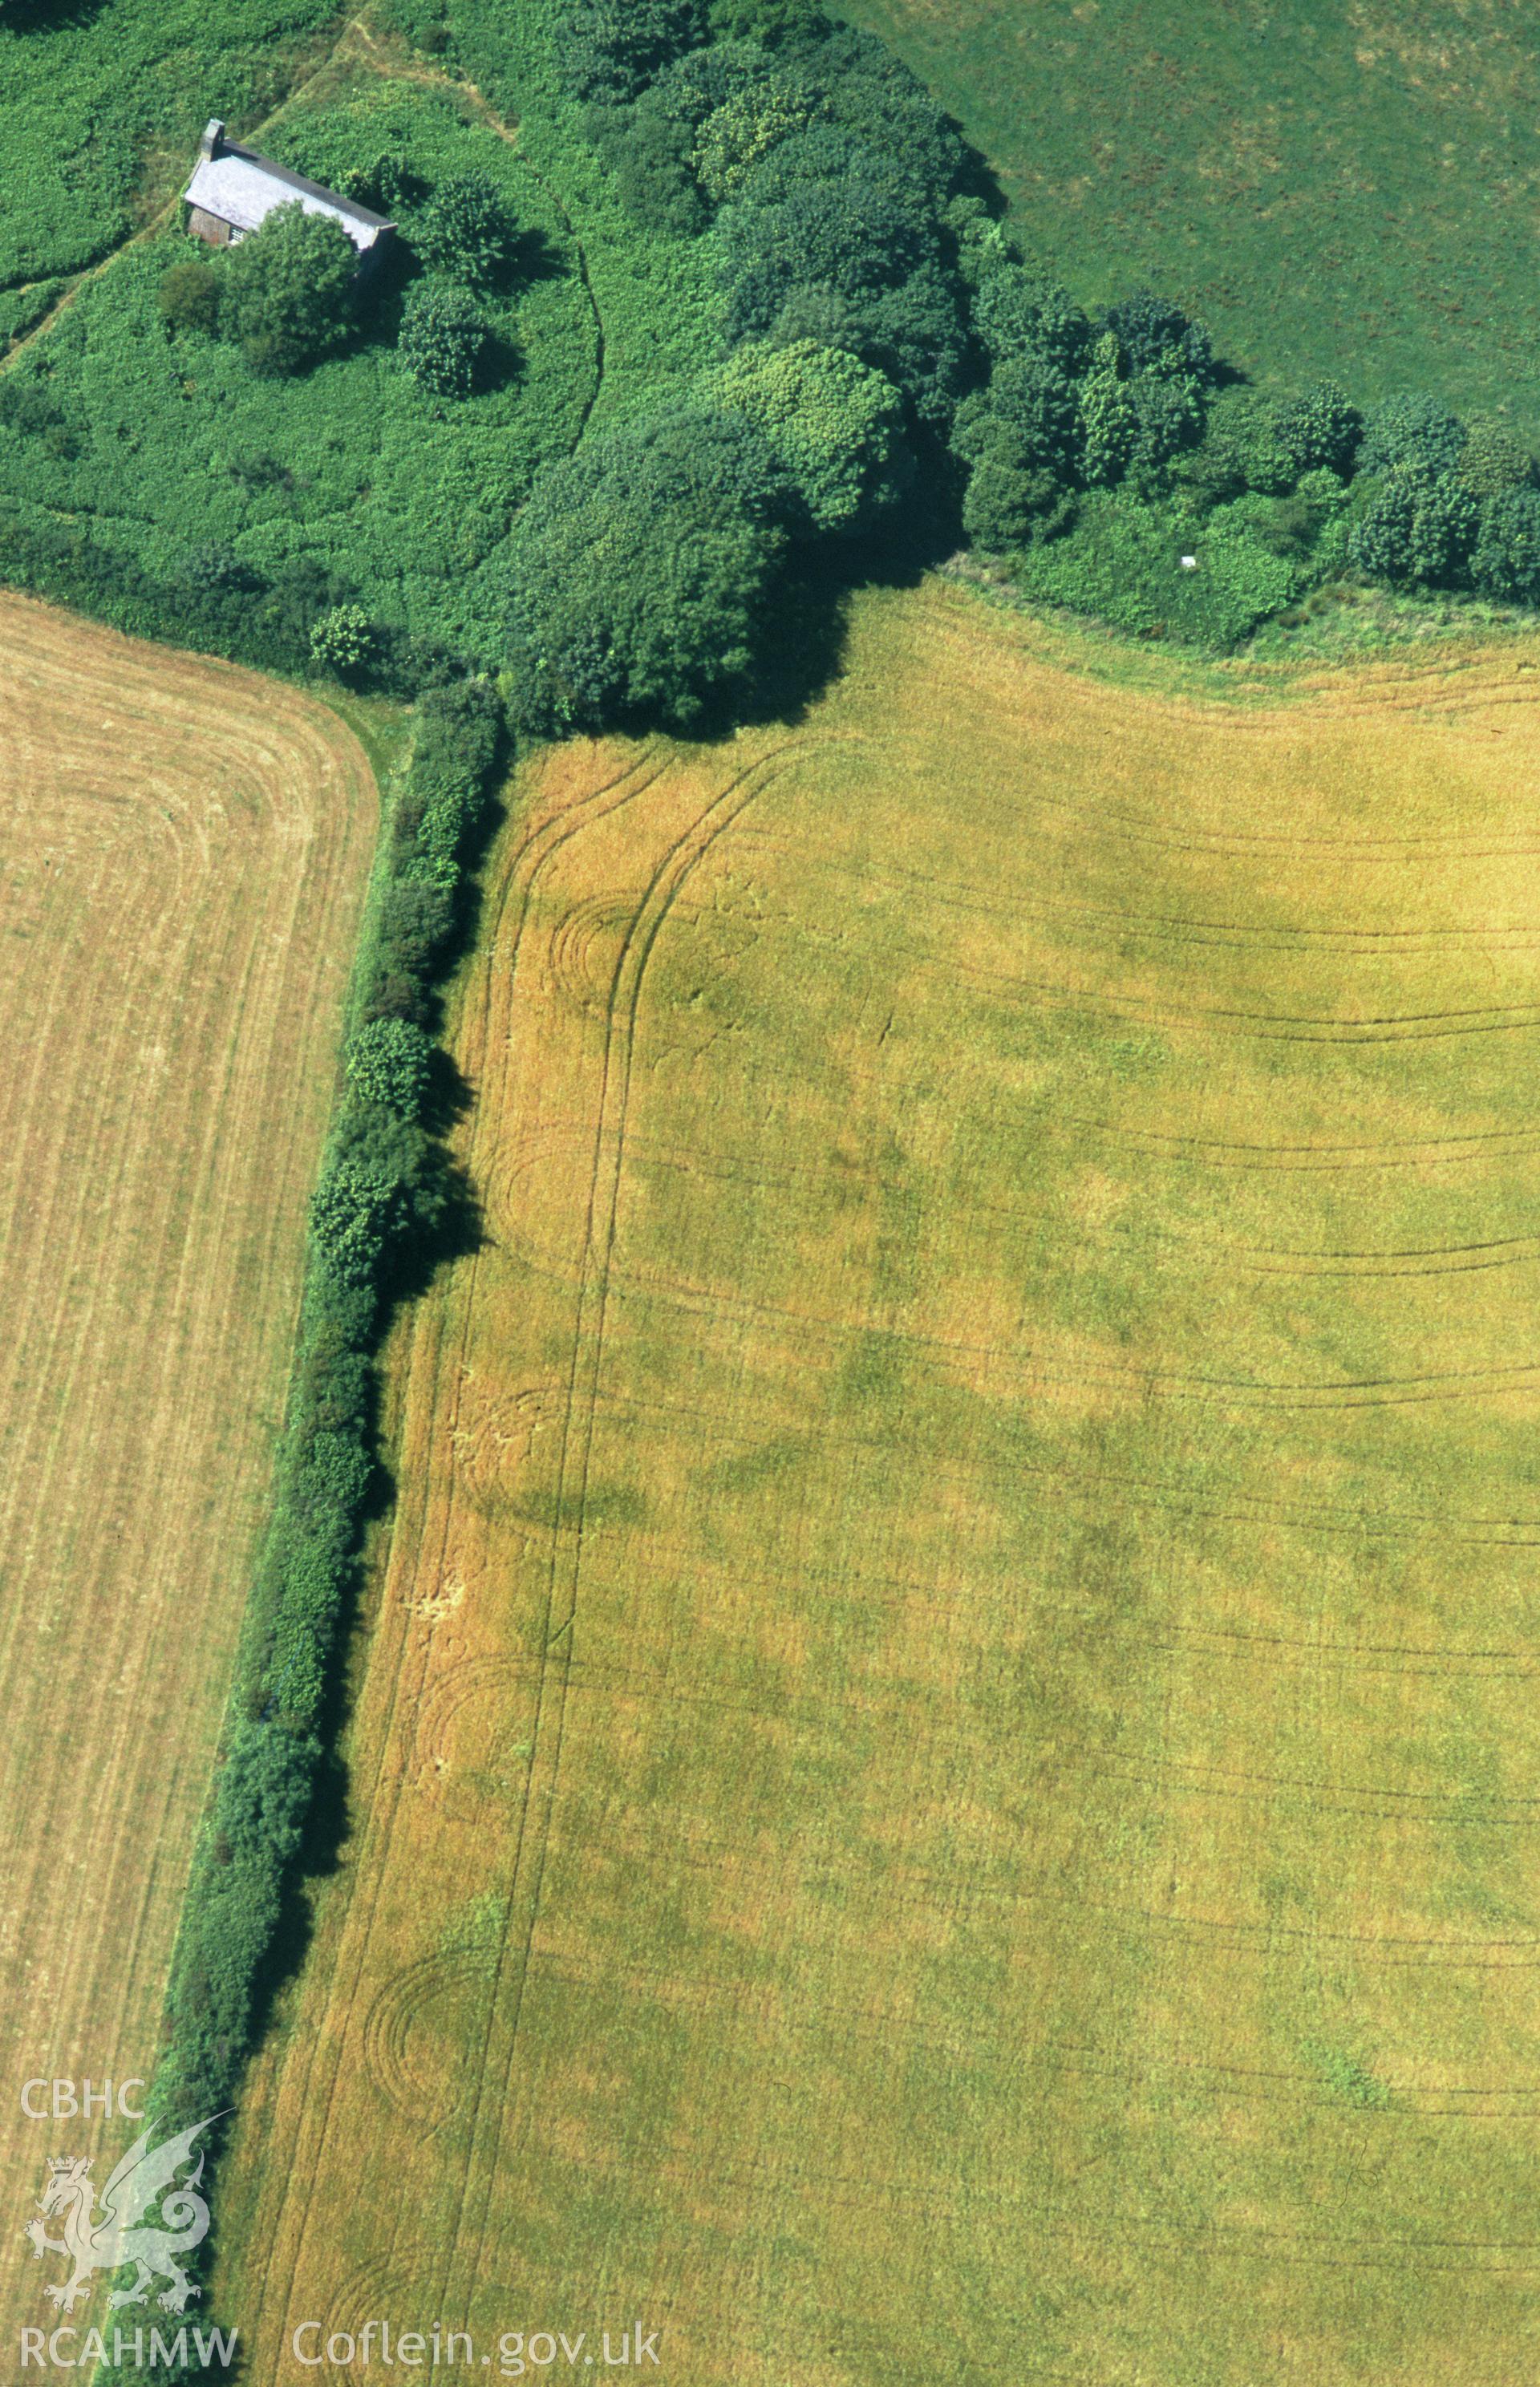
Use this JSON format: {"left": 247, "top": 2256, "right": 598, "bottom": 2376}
{"left": 221, "top": 582, "right": 1540, "bottom": 2385}
{"left": 0, "top": 597, "right": 373, "bottom": 2302}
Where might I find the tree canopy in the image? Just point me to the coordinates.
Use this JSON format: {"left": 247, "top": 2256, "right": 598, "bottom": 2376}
{"left": 416, "top": 172, "right": 517, "bottom": 287}
{"left": 706, "top": 338, "right": 911, "bottom": 534}
{"left": 554, "top": 0, "right": 707, "bottom": 101}
{"left": 221, "top": 201, "right": 358, "bottom": 376}
{"left": 397, "top": 278, "right": 491, "bottom": 397}
{"left": 498, "top": 407, "right": 788, "bottom": 732}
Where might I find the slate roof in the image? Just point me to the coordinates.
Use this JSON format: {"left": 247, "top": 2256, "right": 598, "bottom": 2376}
{"left": 184, "top": 144, "right": 393, "bottom": 253}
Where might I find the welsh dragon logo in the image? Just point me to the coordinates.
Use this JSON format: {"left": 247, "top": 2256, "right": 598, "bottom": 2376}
{"left": 24, "top": 2113, "right": 220, "bottom": 2315}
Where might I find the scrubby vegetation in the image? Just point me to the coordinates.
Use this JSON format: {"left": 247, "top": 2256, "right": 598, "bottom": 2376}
{"left": 0, "top": 0, "right": 339, "bottom": 284}
{"left": 0, "top": 81, "right": 594, "bottom": 672}
{"left": 6, "top": 0, "right": 1536, "bottom": 715}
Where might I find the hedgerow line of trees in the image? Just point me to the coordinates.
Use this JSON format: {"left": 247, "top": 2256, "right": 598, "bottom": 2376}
{"left": 95, "top": 680, "right": 502, "bottom": 2386}
{"left": 172, "top": 676, "right": 502, "bottom": 2116}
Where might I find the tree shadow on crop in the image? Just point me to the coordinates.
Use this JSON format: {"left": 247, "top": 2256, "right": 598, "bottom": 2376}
{"left": 722, "top": 436, "right": 967, "bottom": 733}
{"left": 388, "top": 1161, "right": 486, "bottom": 1310}
{"left": 420, "top": 1044, "right": 474, "bottom": 1138}
{"left": 241, "top": 1613, "right": 367, "bottom": 2060}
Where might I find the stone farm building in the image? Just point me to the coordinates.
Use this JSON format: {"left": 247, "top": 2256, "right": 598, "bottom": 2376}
{"left": 183, "top": 121, "right": 395, "bottom": 269}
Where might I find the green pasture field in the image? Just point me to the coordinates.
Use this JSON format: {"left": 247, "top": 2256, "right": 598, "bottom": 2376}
{"left": 838, "top": 0, "right": 1540, "bottom": 441}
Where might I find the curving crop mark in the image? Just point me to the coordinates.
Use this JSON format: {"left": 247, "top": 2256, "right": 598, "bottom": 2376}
{"left": 359, "top": 1945, "right": 500, "bottom": 2129}
{"left": 411, "top": 1653, "right": 538, "bottom": 1785}
{"left": 546, "top": 891, "right": 646, "bottom": 1017}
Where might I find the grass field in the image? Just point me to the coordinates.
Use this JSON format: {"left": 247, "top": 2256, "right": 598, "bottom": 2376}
{"left": 0, "top": 597, "right": 373, "bottom": 2311}
{"left": 838, "top": 0, "right": 1540, "bottom": 444}
{"left": 214, "top": 579, "right": 1540, "bottom": 2384}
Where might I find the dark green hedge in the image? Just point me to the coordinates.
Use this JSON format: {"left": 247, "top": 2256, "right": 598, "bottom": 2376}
{"left": 100, "top": 676, "right": 505, "bottom": 2383}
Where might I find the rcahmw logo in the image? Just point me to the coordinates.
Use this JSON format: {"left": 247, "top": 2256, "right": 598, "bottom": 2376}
{"left": 18, "top": 2104, "right": 233, "bottom": 2353}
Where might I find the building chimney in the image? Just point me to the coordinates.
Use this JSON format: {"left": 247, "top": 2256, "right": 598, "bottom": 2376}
{"left": 200, "top": 119, "right": 225, "bottom": 161}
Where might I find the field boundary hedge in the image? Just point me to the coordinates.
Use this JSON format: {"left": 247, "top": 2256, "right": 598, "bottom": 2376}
{"left": 95, "top": 670, "right": 508, "bottom": 2385}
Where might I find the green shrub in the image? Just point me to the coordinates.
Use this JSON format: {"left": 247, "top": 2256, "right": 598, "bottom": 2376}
{"left": 694, "top": 81, "right": 809, "bottom": 201}
{"left": 553, "top": 0, "right": 707, "bottom": 102}
{"left": 1177, "top": 381, "right": 1360, "bottom": 507}
{"left": 1100, "top": 287, "right": 1215, "bottom": 386}
{"left": 1078, "top": 333, "right": 1137, "bottom": 487}
{"left": 954, "top": 351, "right": 1081, "bottom": 477}
{"left": 180, "top": 542, "right": 262, "bottom": 596}
{"left": 309, "top": 1112, "right": 444, "bottom": 1291}
{"left": 221, "top": 200, "right": 359, "bottom": 375}
{"left": 971, "top": 261, "right": 1092, "bottom": 379}
{"left": 310, "top": 603, "right": 378, "bottom": 680}
{"left": 1350, "top": 464, "right": 1478, "bottom": 589}
{"left": 373, "top": 875, "right": 457, "bottom": 984}
{"left": 1273, "top": 381, "right": 1362, "bottom": 479}
{"left": 1125, "top": 369, "right": 1206, "bottom": 494}
{"left": 417, "top": 172, "right": 517, "bottom": 287}
{"left": 591, "top": 98, "right": 709, "bottom": 233}
{"left": 1457, "top": 418, "right": 1537, "bottom": 499}
{"left": 397, "top": 277, "right": 492, "bottom": 395}
{"left": 587, "top": 38, "right": 780, "bottom": 229}
{"left": 707, "top": 0, "right": 826, "bottom": 38}
{"left": 404, "top": 677, "right": 504, "bottom": 881}
{"left": 1471, "top": 489, "right": 1540, "bottom": 602}
{"left": 962, "top": 455, "right": 1075, "bottom": 550}
{"left": 1359, "top": 390, "right": 1467, "bottom": 478}
{"left": 720, "top": 124, "right": 928, "bottom": 326}
{"left": 158, "top": 256, "right": 221, "bottom": 337}
{"left": 346, "top": 1017, "right": 435, "bottom": 1115}
{"left": 977, "top": 459, "right": 1075, "bottom": 549}
{"left": 308, "top": 1156, "right": 403, "bottom": 1289}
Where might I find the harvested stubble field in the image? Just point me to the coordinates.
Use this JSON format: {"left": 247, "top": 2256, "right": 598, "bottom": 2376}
{"left": 223, "top": 582, "right": 1540, "bottom": 2384}
{"left": 0, "top": 597, "right": 372, "bottom": 2302}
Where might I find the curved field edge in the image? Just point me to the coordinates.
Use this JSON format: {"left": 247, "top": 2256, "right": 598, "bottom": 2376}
{"left": 212, "top": 578, "right": 1540, "bottom": 2385}
{"left": 0, "top": 593, "right": 374, "bottom": 2323}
